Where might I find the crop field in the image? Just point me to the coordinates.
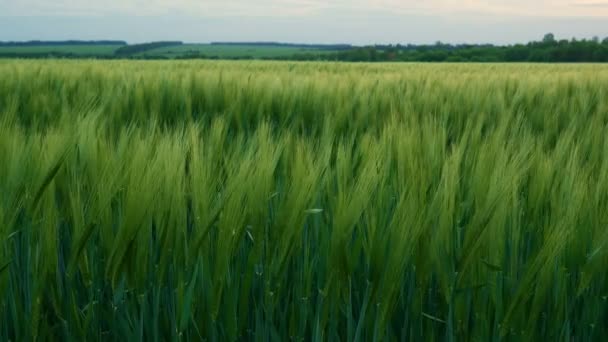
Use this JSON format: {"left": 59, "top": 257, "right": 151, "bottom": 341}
{"left": 138, "top": 44, "right": 338, "bottom": 58}
{"left": 0, "top": 45, "right": 123, "bottom": 56}
{"left": 1, "top": 60, "right": 608, "bottom": 341}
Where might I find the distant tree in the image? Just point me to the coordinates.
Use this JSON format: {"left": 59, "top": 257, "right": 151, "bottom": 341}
{"left": 543, "top": 33, "right": 556, "bottom": 43}
{"left": 603, "top": 37, "right": 608, "bottom": 45}
{"left": 592, "top": 36, "right": 600, "bottom": 43}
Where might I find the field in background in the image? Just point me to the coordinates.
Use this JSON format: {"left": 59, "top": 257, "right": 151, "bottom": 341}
{"left": 138, "top": 44, "right": 339, "bottom": 58}
{"left": 1, "top": 60, "right": 608, "bottom": 341}
{"left": 0, "top": 42, "right": 341, "bottom": 59}
{"left": 0, "top": 44, "right": 123, "bottom": 56}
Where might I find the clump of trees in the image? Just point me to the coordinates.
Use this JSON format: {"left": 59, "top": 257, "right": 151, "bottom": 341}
{"left": 307, "top": 34, "right": 608, "bottom": 62}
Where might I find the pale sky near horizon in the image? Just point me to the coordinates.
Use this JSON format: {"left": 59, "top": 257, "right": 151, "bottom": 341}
{"left": 1, "top": 0, "right": 607, "bottom": 45}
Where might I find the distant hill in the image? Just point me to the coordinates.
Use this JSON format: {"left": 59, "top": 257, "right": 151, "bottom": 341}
{"left": 0, "top": 42, "right": 125, "bottom": 57}
{"left": 114, "top": 41, "right": 183, "bottom": 56}
{"left": 138, "top": 43, "right": 343, "bottom": 59}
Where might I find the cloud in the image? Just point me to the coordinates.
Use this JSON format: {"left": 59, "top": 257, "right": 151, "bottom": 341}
{"left": 1, "top": 0, "right": 607, "bottom": 17}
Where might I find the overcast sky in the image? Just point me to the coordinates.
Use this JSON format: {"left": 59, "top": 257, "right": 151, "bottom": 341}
{"left": 1, "top": 0, "right": 607, "bottom": 45}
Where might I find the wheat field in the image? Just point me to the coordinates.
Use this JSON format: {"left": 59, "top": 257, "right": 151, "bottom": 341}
{"left": 1, "top": 60, "right": 608, "bottom": 341}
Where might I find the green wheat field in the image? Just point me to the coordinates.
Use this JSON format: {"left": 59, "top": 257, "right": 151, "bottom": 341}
{"left": 1, "top": 60, "right": 608, "bottom": 341}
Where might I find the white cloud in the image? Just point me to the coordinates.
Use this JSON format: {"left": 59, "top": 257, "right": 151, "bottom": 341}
{"left": 1, "top": 0, "right": 607, "bottom": 17}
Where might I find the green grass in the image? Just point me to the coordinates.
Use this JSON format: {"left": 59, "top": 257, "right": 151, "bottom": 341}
{"left": 140, "top": 44, "right": 339, "bottom": 58}
{"left": 1, "top": 60, "right": 608, "bottom": 341}
{"left": 0, "top": 45, "right": 123, "bottom": 56}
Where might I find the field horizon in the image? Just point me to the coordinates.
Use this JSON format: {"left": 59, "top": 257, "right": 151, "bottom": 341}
{"left": 2, "top": 35, "right": 608, "bottom": 62}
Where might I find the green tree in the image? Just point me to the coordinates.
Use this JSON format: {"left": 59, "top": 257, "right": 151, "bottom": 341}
{"left": 543, "top": 33, "right": 556, "bottom": 44}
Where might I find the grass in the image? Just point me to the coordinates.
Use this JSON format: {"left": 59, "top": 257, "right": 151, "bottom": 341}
{"left": 0, "top": 60, "right": 608, "bottom": 340}
{"left": 0, "top": 45, "right": 123, "bottom": 56}
{"left": 139, "top": 44, "right": 339, "bottom": 58}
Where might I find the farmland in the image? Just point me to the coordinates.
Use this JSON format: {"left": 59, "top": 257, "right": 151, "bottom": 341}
{"left": 0, "top": 41, "right": 343, "bottom": 59}
{"left": 137, "top": 44, "right": 340, "bottom": 58}
{"left": 0, "top": 44, "right": 123, "bottom": 56}
{"left": 1, "top": 60, "right": 608, "bottom": 340}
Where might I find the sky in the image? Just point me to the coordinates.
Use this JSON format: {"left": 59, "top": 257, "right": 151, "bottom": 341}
{"left": 1, "top": 0, "right": 607, "bottom": 45}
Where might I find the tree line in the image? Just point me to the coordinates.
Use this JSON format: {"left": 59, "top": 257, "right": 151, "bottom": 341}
{"left": 290, "top": 34, "right": 608, "bottom": 62}
{"left": 210, "top": 42, "right": 353, "bottom": 50}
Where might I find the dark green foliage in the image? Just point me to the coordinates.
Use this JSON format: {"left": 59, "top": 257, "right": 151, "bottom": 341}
{"left": 322, "top": 38, "right": 608, "bottom": 62}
